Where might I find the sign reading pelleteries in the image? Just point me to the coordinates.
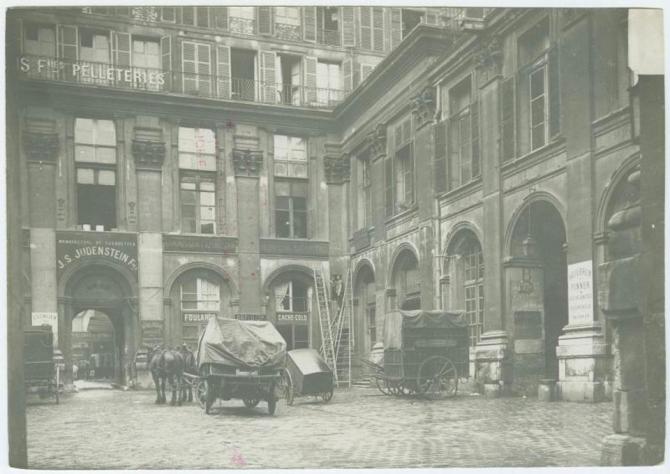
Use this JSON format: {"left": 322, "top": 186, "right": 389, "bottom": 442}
{"left": 567, "top": 260, "right": 594, "bottom": 325}
{"left": 56, "top": 231, "right": 138, "bottom": 278}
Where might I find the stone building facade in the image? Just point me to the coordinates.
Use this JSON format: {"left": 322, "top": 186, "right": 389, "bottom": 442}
{"left": 8, "top": 7, "right": 663, "bottom": 450}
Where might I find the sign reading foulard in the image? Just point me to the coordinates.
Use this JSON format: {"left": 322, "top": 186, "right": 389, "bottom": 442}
{"left": 567, "top": 260, "right": 594, "bottom": 325}
{"left": 56, "top": 231, "right": 138, "bottom": 278}
{"left": 19, "top": 56, "right": 167, "bottom": 86}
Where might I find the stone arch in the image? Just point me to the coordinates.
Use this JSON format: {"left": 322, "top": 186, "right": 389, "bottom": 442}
{"left": 504, "top": 191, "right": 567, "bottom": 258}
{"left": 58, "top": 257, "right": 136, "bottom": 299}
{"left": 387, "top": 242, "right": 420, "bottom": 288}
{"left": 443, "top": 221, "right": 483, "bottom": 273}
{"left": 352, "top": 257, "right": 376, "bottom": 287}
{"left": 164, "top": 261, "right": 237, "bottom": 298}
{"left": 262, "top": 264, "right": 315, "bottom": 295}
{"left": 595, "top": 152, "right": 641, "bottom": 235}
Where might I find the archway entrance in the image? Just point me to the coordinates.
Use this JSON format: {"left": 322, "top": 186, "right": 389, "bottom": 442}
{"left": 510, "top": 200, "right": 568, "bottom": 379}
{"left": 354, "top": 264, "right": 376, "bottom": 356}
{"left": 61, "top": 265, "right": 137, "bottom": 386}
{"left": 266, "top": 268, "right": 314, "bottom": 351}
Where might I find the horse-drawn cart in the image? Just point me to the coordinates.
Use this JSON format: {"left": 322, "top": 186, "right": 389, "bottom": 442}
{"left": 24, "top": 325, "right": 61, "bottom": 404}
{"left": 362, "top": 310, "right": 469, "bottom": 399}
{"left": 196, "top": 317, "right": 288, "bottom": 415}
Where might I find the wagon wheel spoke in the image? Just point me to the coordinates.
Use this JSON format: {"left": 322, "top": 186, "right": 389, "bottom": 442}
{"left": 417, "top": 356, "right": 458, "bottom": 400}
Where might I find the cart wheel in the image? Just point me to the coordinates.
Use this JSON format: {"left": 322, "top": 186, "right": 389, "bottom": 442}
{"left": 279, "top": 368, "right": 294, "bottom": 406}
{"left": 196, "top": 380, "right": 208, "bottom": 409}
{"left": 416, "top": 355, "right": 458, "bottom": 400}
{"left": 375, "top": 377, "right": 391, "bottom": 396}
{"left": 243, "top": 399, "right": 260, "bottom": 408}
{"left": 204, "top": 379, "right": 216, "bottom": 414}
{"left": 320, "top": 387, "right": 334, "bottom": 403}
{"left": 267, "top": 397, "right": 277, "bottom": 415}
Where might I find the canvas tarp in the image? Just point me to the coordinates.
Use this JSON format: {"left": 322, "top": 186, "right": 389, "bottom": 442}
{"left": 196, "top": 317, "right": 287, "bottom": 370}
{"left": 383, "top": 310, "right": 467, "bottom": 350}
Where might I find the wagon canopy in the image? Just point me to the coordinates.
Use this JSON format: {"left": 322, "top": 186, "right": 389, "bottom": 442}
{"left": 197, "top": 317, "right": 287, "bottom": 370}
{"left": 383, "top": 310, "right": 467, "bottom": 350}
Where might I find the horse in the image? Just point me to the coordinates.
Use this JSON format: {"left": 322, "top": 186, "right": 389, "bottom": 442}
{"left": 179, "top": 345, "right": 197, "bottom": 403}
{"left": 148, "top": 345, "right": 185, "bottom": 406}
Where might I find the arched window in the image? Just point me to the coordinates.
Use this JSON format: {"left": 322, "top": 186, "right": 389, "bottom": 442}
{"left": 272, "top": 276, "right": 312, "bottom": 350}
{"left": 445, "top": 230, "right": 484, "bottom": 347}
{"left": 392, "top": 250, "right": 420, "bottom": 310}
{"left": 179, "top": 274, "right": 221, "bottom": 347}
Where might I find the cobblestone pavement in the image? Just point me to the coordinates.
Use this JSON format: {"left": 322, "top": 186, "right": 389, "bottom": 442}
{"left": 27, "top": 387, "right": 614, "bottom": 469}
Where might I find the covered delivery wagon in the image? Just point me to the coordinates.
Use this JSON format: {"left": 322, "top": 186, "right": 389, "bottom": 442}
{"left": 196, "top": 317, "right": 288, "bottom": 415}
{"left": 379, "top": 310, "right": 468, "bottom": 399}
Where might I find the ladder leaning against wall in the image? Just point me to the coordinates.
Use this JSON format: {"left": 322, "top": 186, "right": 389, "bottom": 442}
{"left": 313, "top": 266, "right": 338, "bottom": 385}
{"left": 331, "top": 267, "right": 354, "bottom": 388}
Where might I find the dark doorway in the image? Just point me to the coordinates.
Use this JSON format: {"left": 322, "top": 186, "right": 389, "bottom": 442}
{"left": 71, "top": 309, "right": 122, "bottom": 383}
{"left": 512, "top": 201, "right": 568, "bottom": 378}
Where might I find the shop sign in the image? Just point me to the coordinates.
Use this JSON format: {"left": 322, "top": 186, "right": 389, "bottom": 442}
{"left": 183, "top": 312, "right": 216, "bottom": 323}
{"left": 568, "top": 260, "right": 594, "bottom": 325}
{"left": 56, "top": 231, "right": 137, "bottom": 278}
{"left": 277, "top": 312, "right": 308, "bottom": 324}
{"left": 32, "top": 312, "right": 58, "bottom": 343}
{"left": 163, "top": 234, "right": 237, "bottom": 254}
{"left": 19, "top": 56, "right": 167, "bottom": 86}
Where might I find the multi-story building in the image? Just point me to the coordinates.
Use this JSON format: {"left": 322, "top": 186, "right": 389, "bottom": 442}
{"left": 7, "top": 8, "right": 663, "bottom": 453}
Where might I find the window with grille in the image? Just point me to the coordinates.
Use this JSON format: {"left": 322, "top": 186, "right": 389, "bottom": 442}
{"left": 178, "top": 127, "right": 217, "bottom": 234}
{"left": 275, "top": 180, "right": 307, "bottom": 238}
{"left": 463, "top": 242, "right": 484, "bottom": 346}
{"left": 273, "top": 135, "right": 307, "bottom": 178}
{"left": 74, "top": 118, "right": 117, "bottom": 230}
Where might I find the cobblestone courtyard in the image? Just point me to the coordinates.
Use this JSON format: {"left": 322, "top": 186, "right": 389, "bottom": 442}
{"left": 27, "top": 387, "right": 614, "bottom": 469}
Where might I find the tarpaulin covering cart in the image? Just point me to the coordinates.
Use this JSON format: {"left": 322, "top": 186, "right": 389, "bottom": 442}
{"left": 362, "top": 310, "right": 468, "bottom": 399}
{"left": 282, "top": 348, "right": 334, "bottom": 405}
{"left": 196, "top": 317, "right": 288, "bottom": 415}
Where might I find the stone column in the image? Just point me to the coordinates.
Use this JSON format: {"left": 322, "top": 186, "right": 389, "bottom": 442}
{"left": 556, "top": 11, "right": 609, "bottom": 402}
{"left": 132, "top": 123, "right": 165, "bottom": 386}
{"left": 233, "top": 148, "right": 263, "bottom": 313}
{"left": 471, "top": 37, "right": 511, "bottom": 396}
{"left": 24, "top": 126, "right": 61, "bottom": 376}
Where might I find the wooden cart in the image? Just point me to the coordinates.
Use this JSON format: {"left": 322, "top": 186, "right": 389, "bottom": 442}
{"left": 24, "top": 325, "right": 60, "bottom": 404}
{"left": 282, "top": 348, "right": 334, "bottom": 405}
{"left": 362, "top": 310, "right": 469, "bottom": 399}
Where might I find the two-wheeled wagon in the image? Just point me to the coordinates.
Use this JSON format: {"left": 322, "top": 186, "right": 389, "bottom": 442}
{"left": 282, "top": 348, "right": 334, "bottom": 405}
{"left": 362, "top": 310, "right": 468, "bottom": 399}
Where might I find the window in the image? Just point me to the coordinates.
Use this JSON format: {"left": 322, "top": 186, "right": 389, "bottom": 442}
{"left": 182, "top": 7, "right": 210, "bottom": 27}
{"left": 277, "top": 54, "right": 302, "bottom": 105}
{"left": 23, "top": 23, "right": 56, "bottom": 56}
{"left": 228, "top": 7, "right": 256, "bottom": 35}
{"left": 181, "top": 277, "right": 220, "bottom": 311}
{"left": 463, "top": 241, "right": 484, "bottom": 347}
{"left": 517, "top": 19, "right": 558, "bottom": 155}
{"left": 367, "top": 303, "right": 376, "bottom": 346}
{"left": 316, "top": 61, "right": 342, "bottom": 106}
{"left": 181, "top": 41, "right": 212, "bottom": 96}
{"left": 74, "top": 118, "right": 117, "bottom": 230}
{"left": 161, "top": 7, "right": 176, "bottom": 23}
{"left": 132, "top": 37, "right": 161, "bottom": 91}
{"left": 317, "top": 7, "right": 340, "bottom": 46}
{"left": 274, "top": 135, "right": 307, "bottom": 178}
{"left": 394, "top": 117, "right": 414, "bottom": 208}
{"left": 230, "top": 48, "right": 256, "bottom": 101}
{"left": 359, "top": 7, "right": 384, "bottom": 51}
{"left": 274, "top": 279, "right": 309, "bottom": 313}
{"left": 275, "top": 180, "right": 307, "bottom": 238}
{"left": 275, "top": 6, "right": 300, "bottom": 25}
{"left": 179, "top": 127, "right": 217, "bottom": 234}
{"left": 448, "top": 78, "right": 480, "bottom": 188}
{"left": 357, "top": 154, "right": 372, "bottom": 229}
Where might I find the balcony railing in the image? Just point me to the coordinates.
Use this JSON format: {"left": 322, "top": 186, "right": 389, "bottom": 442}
{"left": 274, "top": 22, "right": 302, "bottom": 41}
{"left": 17, "top": 55, "right": 349, "bottom": 109}
{"left": 317, "top": 28, "right": 341, "bottom": 47}
{"left": 229, "top": 16, "right": 256, "bottom": 35}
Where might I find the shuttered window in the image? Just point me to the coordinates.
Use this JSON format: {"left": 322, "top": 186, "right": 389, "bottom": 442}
{"left": 372, "top": 7, "right": 384, "bottom": 52}
{"left": 390, "top": 8, "right": 402, "bottom": 49}
{"left": 303, "top": 7, "right": 317, "bottom": 42}
{"left": 181, "top": 41, "right": 211, "bottom": 96}
{"left": 341, "top": 7, "right": 355, "bottom": 47}
{"left": 359, "top": 7, "right": 372, "bottom": 50}
{"left": 257, "top": 6, "right": 273, "bottom": 35}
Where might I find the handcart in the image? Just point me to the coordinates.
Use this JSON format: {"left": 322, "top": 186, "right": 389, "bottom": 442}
{"left": 361, "top": 310, "right": 468, "bottom": 399}
{"left": 282, "top": 348, "right": 334, "bottom": 405}
{"left": 24, "top": 325, "right": 60, "bottom": 404}
{"left": 196, "top": 317, "right": 288, "bottom": 415}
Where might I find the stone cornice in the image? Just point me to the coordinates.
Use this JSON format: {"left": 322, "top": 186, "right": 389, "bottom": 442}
{"left": 23, "top": 131, "right": 59, "bottom": 163}
{"left": 324, "top": 154, "right": 351, "bottom": 184}
{"left": 232, "top": 148, "right": 263, "bottom": 177}
{"left": 132, "top": 140, "right": 166, "bottom": 170}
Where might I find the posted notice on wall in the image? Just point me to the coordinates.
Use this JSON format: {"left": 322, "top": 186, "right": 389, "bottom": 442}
{"left": 31, "top": 312, "right": 59, "bottom": 343}
{"left": 567, "top": 260, "right": 594, "bottom": 325}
